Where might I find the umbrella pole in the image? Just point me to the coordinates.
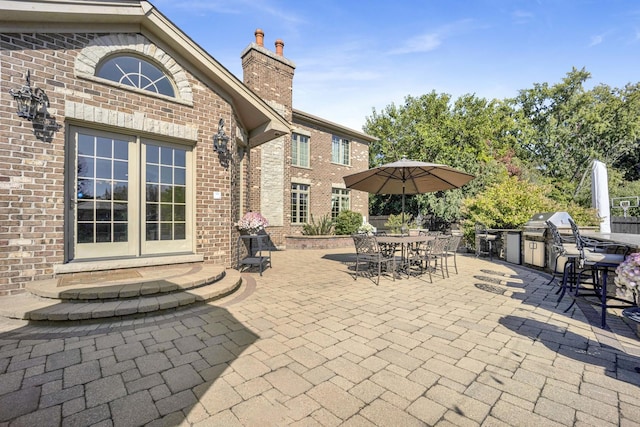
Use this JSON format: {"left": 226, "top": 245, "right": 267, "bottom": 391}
{"left": 401, "top": 184, "right": 406, "bottom": 235}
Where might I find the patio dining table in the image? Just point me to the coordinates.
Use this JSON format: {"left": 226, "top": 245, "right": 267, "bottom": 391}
{"left": 376, "top": 234, "right": 436, "bottom": 274}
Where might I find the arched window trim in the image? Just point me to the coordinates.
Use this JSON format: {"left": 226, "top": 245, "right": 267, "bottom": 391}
{"left": 75, "top": 34, "right": 193, "bottom": 105}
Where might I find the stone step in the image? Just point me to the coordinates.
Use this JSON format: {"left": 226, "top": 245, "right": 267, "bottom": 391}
{"left": 0, "top": 268, "right": 242, "bottom": 321}
{"left": 26, "top": 265, "right": 226, "bottom": 300}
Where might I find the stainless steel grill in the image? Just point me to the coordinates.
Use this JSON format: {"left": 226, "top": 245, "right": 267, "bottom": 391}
{"left": 522, "top": 212, "right": 572, "bottom": 267}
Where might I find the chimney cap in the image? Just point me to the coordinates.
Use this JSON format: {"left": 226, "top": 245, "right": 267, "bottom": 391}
{"left": 255, "top": 29, "right": 264, "bottom": 47}
{"left": 275, "top": 39, "right": 284, "bottom": 56}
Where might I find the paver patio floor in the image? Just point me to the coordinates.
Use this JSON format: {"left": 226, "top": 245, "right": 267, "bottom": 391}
{"left": 1, "top": 248, "right": 639, "bottom": 426}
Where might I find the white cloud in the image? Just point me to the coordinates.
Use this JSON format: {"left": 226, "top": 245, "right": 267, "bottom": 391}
{"left": 388, "top": 19, "right": 477, "bottom": 55}
{"left": 589, "top": 34, "right": 605, "bottom": 47}
{"left": 512, "top": 9, "right": 534, "bottom": 24}
{"left": 389, "top": 33, "right": 442, "bottom": 55}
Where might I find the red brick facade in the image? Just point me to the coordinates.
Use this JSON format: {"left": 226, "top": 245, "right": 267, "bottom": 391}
{"left": 0, "top": 31, "right": 250, "bottom": 294}
{"left": 241, "top": 32, "right": 373, "bottom": 242}
{"left": 0, "top": 2, "right": 373, "bottom": 295}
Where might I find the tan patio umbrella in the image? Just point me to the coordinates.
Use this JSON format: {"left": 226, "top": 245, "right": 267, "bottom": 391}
{"left": 343, "top": 158, "right": 475, "bottom": 222}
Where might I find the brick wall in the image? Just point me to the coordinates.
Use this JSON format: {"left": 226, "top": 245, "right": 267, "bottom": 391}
{"left": 242, "top": 35, "right": 295, "bottom": 245}
{"left": 241, "top": 32, "right": 370, "bottom": 243}
{"left": 0, "top": 32, "right": 244, "bottom": 294}
{"left": 289, "top": 120, "right": 370, "bottom": 235}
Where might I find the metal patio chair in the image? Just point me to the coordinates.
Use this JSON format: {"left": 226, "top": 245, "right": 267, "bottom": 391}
{"left": 566, "top": 218, "right": 630, "bottom": 328}
{"left": 410, "top": 235, "right": 449, "bottom": 283}
{"left": 443, "top": 233, "right": 463, "bottom": 276}
{"left": 352, "top": 233, "right": 396, "bottom": 285}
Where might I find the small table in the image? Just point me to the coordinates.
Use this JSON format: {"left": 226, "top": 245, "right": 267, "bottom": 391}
{"left": 237, "top": 234, "right": 271, "bottom": 275}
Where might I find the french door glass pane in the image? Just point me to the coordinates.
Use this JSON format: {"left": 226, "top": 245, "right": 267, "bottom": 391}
{"left": 76, "top": 134, "right": 129, "bottom": 244}
{"left": 145, "top": 144, "right": 187, "bottom": 241}
{"left": 74, "top": 129, "right": 190, "bottom": 259}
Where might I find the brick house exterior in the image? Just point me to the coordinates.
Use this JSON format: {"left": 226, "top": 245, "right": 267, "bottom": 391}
{"left": 241, "top": 31, "right": 374, "bottom": 242}
{"left": 0, "top": 1, "right": 373, "bottom": 295}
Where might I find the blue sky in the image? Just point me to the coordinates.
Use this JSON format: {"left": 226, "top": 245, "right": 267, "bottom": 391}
{"left": 152, "top": 0, "right": 640, "bottom": 131}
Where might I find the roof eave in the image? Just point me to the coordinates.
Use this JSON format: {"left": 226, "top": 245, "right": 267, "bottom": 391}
{"left": 292, "top": 108, "right": 377, "bottom": 143}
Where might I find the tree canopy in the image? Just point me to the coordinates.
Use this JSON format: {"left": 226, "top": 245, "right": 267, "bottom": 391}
{"left": 511, "top": 67, "right": 640, "bottom": 197}
{"left": 362, "top": 68, "right": 640, "bottom": 228}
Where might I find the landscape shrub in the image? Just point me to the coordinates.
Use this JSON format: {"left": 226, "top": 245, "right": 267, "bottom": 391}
{"left": 334, "top": 210, "right": 363, "bottom": 235}
{"left": 302, "top": 214, "right": 334, "bottom": 235}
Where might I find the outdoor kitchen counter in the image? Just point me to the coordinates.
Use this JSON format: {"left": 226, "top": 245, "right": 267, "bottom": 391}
{"left": 581, "top": 231, "right": 640, "bottom": 250}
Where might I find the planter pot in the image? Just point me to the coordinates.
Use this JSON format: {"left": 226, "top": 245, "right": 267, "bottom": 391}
{"left": 622, "top": 307, "right": 640, "bottom": 339}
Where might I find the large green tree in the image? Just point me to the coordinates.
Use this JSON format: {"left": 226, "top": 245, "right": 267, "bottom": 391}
{"left": 363, "top": 68, "right": 640, "bottom": 228}
{"left": 511, "top": 67, "right": 640, "bottom": 198}
{"left": 363, "top": 92, "right": 519, "bottom": 223}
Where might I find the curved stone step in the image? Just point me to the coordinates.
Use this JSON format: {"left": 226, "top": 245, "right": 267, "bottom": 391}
{"left": 0, "top": 269, "right": 242, "bottom": 321}
{"left": 26, "top": 264, "right": 226, "bottom": 300}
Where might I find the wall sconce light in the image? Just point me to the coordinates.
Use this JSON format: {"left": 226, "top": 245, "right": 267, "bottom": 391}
{"left": 9, "top": 71, "right": 49, "bottom": 121}
{"left": 213, "top": 118, "right": 230, "bottom": 154}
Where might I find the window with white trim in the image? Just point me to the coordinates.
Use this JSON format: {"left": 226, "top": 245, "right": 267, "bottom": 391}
{"left": 97, "top": 55, "right": 175, "bottom": 97}
{"left": 331, "top": 135, "right": 350, "bottom": 165}
{"left": 291, "top": 183, "right": 309, "bottom": 224}
{"left": 291, "top": 133, "right": 310, "bottom": 167}
{"left": 331, "top": 188, "right": 350, "bottom": 219}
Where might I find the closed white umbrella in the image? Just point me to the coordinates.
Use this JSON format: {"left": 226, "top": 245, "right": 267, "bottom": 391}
{"left": 591, "top": 160, "right": 611, "bottom": 233}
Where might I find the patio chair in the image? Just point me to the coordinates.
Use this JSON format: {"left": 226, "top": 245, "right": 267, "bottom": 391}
{"left": 352, "top": 233, "right": 396, "bottom": 285}
{"left": 566, "top": 218, "right": 630, "bottom": 328}
{"left": 475, "top": 222, "right": 496, "bottom": 260}
{"left": 546, "top": 220, "right": 580, "bottom": 300}
{"left": 411, "top": 235, "right": 449, "bottom": 283}
{"left": 443, "top": 233, "right": 462, "bottom": 276}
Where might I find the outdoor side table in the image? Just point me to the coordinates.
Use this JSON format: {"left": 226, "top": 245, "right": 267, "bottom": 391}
{"left": 237, "top": 234, "right": 271, "bottom": 275}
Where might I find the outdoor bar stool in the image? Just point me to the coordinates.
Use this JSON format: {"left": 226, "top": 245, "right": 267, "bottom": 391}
{"left": 566, "top": 218, "right": 629, "bottom": 328}
{"left": 545, "top": 220, "right": 580, "bottom": 300}
{"left": 475, "top": 222, "right": 497, "bottom": 260}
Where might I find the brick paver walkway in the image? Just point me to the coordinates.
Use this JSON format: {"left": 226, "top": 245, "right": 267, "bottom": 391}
{"left": 1, "top": 249, "right": 639, "bottom": 426}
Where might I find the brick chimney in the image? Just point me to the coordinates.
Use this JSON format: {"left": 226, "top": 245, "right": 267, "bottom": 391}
{"left": 241, "top": 29, "right": 295, "bottom": 121}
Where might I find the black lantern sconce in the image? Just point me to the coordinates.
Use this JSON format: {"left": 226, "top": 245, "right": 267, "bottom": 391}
{"left": 213, "top": 118, "right": 230, "bottom": 154}
{"left": 9, "top": 71, "right": 49, "bottom": 121}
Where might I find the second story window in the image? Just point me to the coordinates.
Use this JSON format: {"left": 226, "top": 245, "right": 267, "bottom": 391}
{"left": 292, "top": 133, "right": 310, "bottom": 167}
{"left": 97, "top": 55, "right": 175, "bottom": 97}
{"left": 332, "top": 136, "right": 350, "bottom": 166}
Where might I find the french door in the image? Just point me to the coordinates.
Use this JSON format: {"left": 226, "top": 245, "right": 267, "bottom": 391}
{"left": 69, "top": 127, "right": 192, "bottom": 260}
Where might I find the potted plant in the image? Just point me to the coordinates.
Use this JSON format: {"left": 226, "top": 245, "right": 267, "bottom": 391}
{"left": 236, "top": 212, "right": 269, "bottom": 235}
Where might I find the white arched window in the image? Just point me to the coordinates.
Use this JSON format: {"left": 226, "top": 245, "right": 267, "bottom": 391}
{"left": 97, "top": 55, "right": 175, "bottom": 97}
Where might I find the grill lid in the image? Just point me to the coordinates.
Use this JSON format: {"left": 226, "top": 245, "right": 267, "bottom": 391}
{"left": 523, "top": 211, "right": 573, "bottom": 229}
